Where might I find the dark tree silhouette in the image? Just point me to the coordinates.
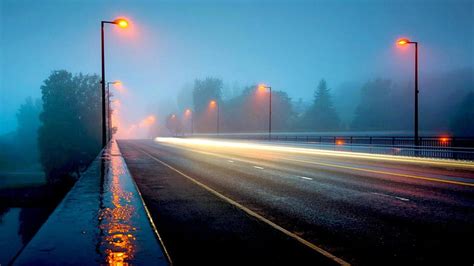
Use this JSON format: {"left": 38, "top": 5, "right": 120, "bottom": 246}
{"left": 351, "top": 79, "right": 399, "bottom": 131}
{"left": 301, "top": 79, "right": 340, "bottom": 131}
{"left": 192, "top": 78, "right": 222, "bottom": 133}
{"left": 38, "top": 70, "right": 101, "bottom": 184}
{"left": 14, "top": 97, "right": 42, "bottom": 164}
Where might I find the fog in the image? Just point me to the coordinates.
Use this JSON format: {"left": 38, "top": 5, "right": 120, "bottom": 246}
{"left": 1, "top": 0, "right": 473, "bottom": 140}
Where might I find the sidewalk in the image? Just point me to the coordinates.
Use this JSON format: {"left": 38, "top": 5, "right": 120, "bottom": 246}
{"left": 14, "top": 140, "right": 169, "bottom": 265}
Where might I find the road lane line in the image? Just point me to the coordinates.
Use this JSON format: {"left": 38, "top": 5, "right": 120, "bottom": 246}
{"left": 299, "top": 176, "right": 313, "bottom": 180}
{"left": 371, "top": 192, "right": 410, "bottom": 202}
{"left": 227, "top": 160, "right": 234, "bottom": 163}
{"left": 136, "top": 146, "right": 350, "bottom": 266}
{"left": 253, "top": 166, "right": 264, "bottom": 170}
{"left": 285, "top": 157, "right": 474, "bottom": 188}
{"left": 395, "top": 196, "right": 410, "bottom": 202}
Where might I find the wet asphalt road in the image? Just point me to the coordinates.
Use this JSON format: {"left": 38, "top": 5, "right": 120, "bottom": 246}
{"left": 118, "top": 139, "right": 474, "bottom": 265}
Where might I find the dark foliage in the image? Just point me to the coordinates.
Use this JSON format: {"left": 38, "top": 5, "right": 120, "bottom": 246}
{"left": 300, "top": 79, "right": 340, "bottom": 131}
{"left": 38, "top": 70, "right": 101, "bottom": 184}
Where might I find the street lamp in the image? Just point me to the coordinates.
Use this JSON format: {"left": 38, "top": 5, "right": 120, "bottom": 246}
{"left": 184, "top": 108, "right": 193, "bottom": 135}
{"left": 170, "top": 114, "right": 177, "bottom": 136}
{"left": 106, "top": 81, "right": 121, "bottom": 140}
{"left": 209, "top": 100, "right": 219, "bottom": 135}
{"left": 257, "top": 84, "right": 272, "bottom": 140}
{"left": 397, "top": 38, "right": 419, "bottom": 147}
{"left": 101, "top": 17, "right": 129, "bottom": 147}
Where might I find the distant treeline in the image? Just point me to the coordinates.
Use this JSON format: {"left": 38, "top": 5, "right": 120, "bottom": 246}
{"left": 0, "top": 70, "right": 102, "bottom": 185}
{"left": 166, "top": 68, "right": 473, "bottom": 136}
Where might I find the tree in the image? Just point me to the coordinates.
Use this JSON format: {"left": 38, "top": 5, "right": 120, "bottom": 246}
{"left": 192, "top": 77, "right": 223, "bottom": 133}
{"left": 450, "top": 92, "right": 474, "bottom": 135}
{"left": 15, "top": 97, "right": 42, "bottom": 163}
{"left": 351, "top": 79, "right": 401, "bottom": 131}
{"left": 176, "top": 83, "right": 193, "bottom": 111}
{"left": 301, "top": 79, "right": 340, "bottom": 131}
{"left": 38, "top": 70, "right": 101, "bottom": 184}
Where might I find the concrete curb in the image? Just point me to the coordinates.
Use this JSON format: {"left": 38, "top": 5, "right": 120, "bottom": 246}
{"left": 14, "top": 140, "right": 169, "bottom": 265}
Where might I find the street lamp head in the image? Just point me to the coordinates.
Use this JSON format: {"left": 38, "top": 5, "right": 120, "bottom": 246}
{"left": 397, "top": 38, "right": 410, "bottom": 45}
{"left": 257, "top": 84, "right": 268, "bottom": 92}
{"left": 112, "top": 80, "right": 122, "bottom": 85}
{"left": 114, "top": 18, "right": 129, "bottom": 28}
{"left": 209, "top": 100, "right": 217, "bottom": 107}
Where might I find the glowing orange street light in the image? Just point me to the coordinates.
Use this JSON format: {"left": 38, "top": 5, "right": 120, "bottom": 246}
{"left": 397, "top": 37, "right": 419, "bottom": 148}
{"left": 397, "top": 38, "right": 409, "bottom": 45}
{"left": 257, "top": 84, "right": 272, "bottom": 140}
{"left": 100, "top": 17, "right": 129, "bottom": 146}
{"left": 209, "top": 100, "right": 219, "bottom": 135}
{"left": 114, "top": 18, "right": 129, "bottom": 28}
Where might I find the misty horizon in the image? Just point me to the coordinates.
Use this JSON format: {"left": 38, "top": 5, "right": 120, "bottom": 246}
{"left": 1, "top": 0, "right": 473, "bottom": 137}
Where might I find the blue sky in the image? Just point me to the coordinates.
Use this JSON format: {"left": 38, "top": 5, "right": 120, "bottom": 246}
{"left": 1, "top": 0, "right": 473, "bottom": 134}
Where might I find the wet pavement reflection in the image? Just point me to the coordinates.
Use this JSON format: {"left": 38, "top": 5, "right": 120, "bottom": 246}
{"left": 97, "top": 141, "right": 168, "bottom": 266}
{"left": 99, "top": 143, "right": 138, "bottom": 265}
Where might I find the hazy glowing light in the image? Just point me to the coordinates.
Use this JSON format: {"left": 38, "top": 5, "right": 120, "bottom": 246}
{"left": 140, "top": 115, "right": 156, "bottom": 127}
{"left": 257, "top": 84, "right": 268, "bottom": 92}
{"left": 439, "top": 137, "right": 450, "bottom": 143}
{"left": 397, "top": 38, "right": 410, "bottom": 45}
{"left": 115, "top": 18, "right": 129, "bottom": 28}
{"left": 209, "top": 100, "right": 217, "bottom": 107}
{"left": 336, "top": 139, "right": 345, "bottom": 145}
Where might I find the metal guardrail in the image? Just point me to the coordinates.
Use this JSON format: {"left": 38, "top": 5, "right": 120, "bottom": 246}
{"left": 186, "top": 134, "right": 474, "bottom": 161}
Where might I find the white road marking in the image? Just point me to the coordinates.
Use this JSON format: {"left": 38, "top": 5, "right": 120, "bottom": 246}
{"left": 253, "top": 166, "right": 264, "bottom": 170}
{"left": 371, "top": 192, "right": 410, "bottom": 202}
{"left": 227, "top": 160, "right": 234, "bottom": 163}
{"left": 299, "top": 176, "right": 313, "bottom": 180}
{"left": 395, "top": 196, "right": 410, "bottom": 202}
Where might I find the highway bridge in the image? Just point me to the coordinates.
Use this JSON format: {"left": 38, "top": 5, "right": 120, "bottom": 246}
{"left": 12, "top": 137, "right": 474, "bottom": 265}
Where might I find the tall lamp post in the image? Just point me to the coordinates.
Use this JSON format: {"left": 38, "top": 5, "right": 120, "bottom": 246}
{"left": 397, "top": 38, "right": 419, "bottom": 147}
{"left": 185, "top": 109, "right": 193, "bottom": 135}
{"left": 101, "top": 18, "right": 128, "bottom": 147}
{"left": 106, "top": 81, "right": 121, "bottom": 141}
{"left": 210, "top": 100, "right": 219, "bottom": 135}
{"left": 258, "top": 84, "right": 272, "bottom": 140}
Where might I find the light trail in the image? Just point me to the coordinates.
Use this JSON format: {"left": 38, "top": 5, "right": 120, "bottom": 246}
{"left": 154, "top": 137, "right": 474, "bottom": 170}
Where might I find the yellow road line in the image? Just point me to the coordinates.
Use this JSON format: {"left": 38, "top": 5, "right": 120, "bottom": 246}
{"left": 135, "top": 145, "right": 350, "bottom": 266}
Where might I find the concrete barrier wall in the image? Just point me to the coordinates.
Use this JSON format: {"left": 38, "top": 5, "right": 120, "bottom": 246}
{"left": 14, "top": 140, "right": 169, "bottom": 265}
